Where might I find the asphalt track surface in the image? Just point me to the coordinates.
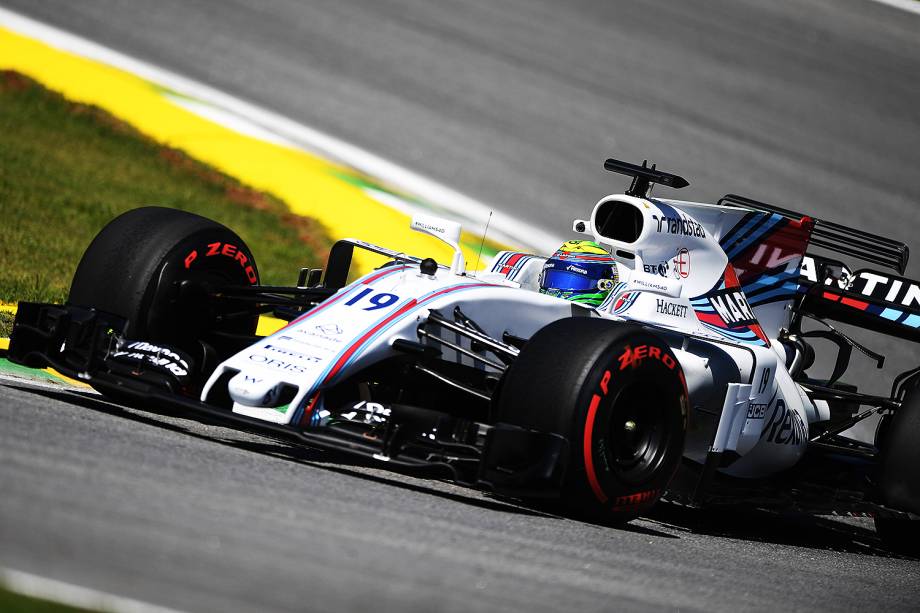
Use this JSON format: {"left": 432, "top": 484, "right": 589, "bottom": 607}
{"left": 1, "top": 1, "right": 920, "bottom": 611}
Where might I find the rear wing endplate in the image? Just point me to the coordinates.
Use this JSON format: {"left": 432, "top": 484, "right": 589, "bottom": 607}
{"left": 718, "top": 194, "right": 909, "bottom": 275}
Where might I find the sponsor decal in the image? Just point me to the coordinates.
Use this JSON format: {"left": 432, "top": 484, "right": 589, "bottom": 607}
{"left": 617, "top": 344, "right": 677, "bottom": 371}
{"left": 277, "top": 336, "right": 337, "bottom": 354}
{"left": 655, "top": 299, "right": 687, "bottom": 318}
{"left": 412, "top": 221, "right": 449, "bottom": 236}
{"left": 708, "top": 289, "right": 757, "bottom": 328}
{"left": 111, "top": 341, "right": 190, "bottom": 377}
{"left": 643, "top": 261, "right": 670, "bottom": 277}
{"left": 610, "top": 489, "right": 661, "bottom": 511}
{"left": 760, "top": 399, "right": 807, "bottom": 445}
{"left": 747, "top": 402, "right": 767, "bottom": 419}
{"left": 248, "top": 353, "right": 307, "bottom": 374}
{"left": 339, "top": 400, "right": 392, "bottom": 424}
{"left": 262, "top": 344, "right": 321, "bottom": 363}
{"left": 690, "top": 264, "right": 770, "bottom": 345}
{"left": 801, "top": 256, "right": 920, "bottom": 317}
{"left": 846, "top": 270, "right": 920, "bottom": 309}
{"left": 566, "top": 264, "right": 588, "bottom": 275}
{"left": 799, "top": 256, "right": 852, "bottom": 288}
{"left": 612, "top": 291, "right": 639, "bottom": 315}
{"left": 183, "top": 242, "right": 257, "bottom": 284}
{"left": 672, "top": 248, "right": 690, "bottom": 279}
{"left": 632, "top": 277, "right": 669, "bottom": 292}
{"left": 651, "top": 213, "right": 706, "bottom": 238}
{"left": 289, "top": 327, "right": 345, "bottom": 345}
{"left": 742, "top": 244, "right": 802, "bottom": 274}
{"left": 316, "top": 324, "right": 343, "bottom": 335}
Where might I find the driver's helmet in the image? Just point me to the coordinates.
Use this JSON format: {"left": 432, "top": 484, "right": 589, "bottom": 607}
{"left": 539, "top": 240, "right": 618, "bottom": 307}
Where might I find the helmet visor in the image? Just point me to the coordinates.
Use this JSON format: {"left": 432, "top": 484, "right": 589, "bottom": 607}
{"left": 541, "top": 269, "right": 599, "bottom": 291}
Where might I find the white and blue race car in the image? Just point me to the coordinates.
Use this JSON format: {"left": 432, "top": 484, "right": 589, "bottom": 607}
{"left": 10, "top": 158, "right": 919, "bottom": 553}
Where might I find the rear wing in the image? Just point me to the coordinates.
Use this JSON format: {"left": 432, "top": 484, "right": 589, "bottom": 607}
{"left": 718, "top": 194, "right": 909, "bottom": 274}
{"left": 719, "top": 194, "right": 919, "bottom": 342}
{"left": 797, "top": 253, "right": 920, "bottom": 343}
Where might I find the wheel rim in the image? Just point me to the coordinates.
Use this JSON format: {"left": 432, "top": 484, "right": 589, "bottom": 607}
{"left": 605, "top": 382, "right": 677, "bottom": 485}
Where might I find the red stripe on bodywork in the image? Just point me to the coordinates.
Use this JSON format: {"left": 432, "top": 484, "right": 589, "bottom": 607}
{"left": 696, "top": 311, "right": 728, "bottom": 327}
{"left": 280, "top": 288, "right": 354, "bottom": 330}
{"left": 500, "top": 253, "right": 524, "bottom": 274}
{"left": 823, "top": 291, "right": 841, "bottom": 301}
{"left": 298, "top": 394, "right": 320, "bottom": 427}
{"left": 584, "top": 394, "right": 608, "bottom": 503}
{"left": 321, "top": 283, "right": 494, "bottom": 384}
{"left": 323, "top": 299, "right": 420, "bottom": 382}
{"left": 751, "top": 323, "right": 770, "bottom": 344}
{"left": 841, "top": 297, "right": 869, "bottom": 310}
{"left": 362, "top": 265, "right": 407, "bottom": 285}
{"left": 282, "top": 266, "right": 407, "bottom": 330}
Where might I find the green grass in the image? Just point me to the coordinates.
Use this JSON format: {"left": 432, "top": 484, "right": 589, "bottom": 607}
{"left": 0, "top": 585, "right": 96, "bottom": 613}
{"left": 0, "top": 311, "right": 13, "bottom": 338}
{"left": 0, "top": 70, "right": 332, "bottom": 308}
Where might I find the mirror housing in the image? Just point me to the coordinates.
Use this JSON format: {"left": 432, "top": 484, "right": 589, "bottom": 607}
{"left": 410, "top": 215, "right": 465, "bottom": 274}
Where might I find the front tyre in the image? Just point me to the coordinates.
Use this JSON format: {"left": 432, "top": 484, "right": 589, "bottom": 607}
{"left": 68, "top": 206, "right": 260, "bottom": 393}
{"left": 496, "top": 318, "right": 688, "bottom": 521}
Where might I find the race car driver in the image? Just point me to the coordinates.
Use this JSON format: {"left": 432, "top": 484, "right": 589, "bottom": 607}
{"left": 538, "top": 240, "right": 619, "bottom": 307}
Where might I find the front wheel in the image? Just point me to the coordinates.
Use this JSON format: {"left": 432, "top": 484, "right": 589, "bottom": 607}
{"left": 68, "top": 206, "right": 261, "bottom": 395}
{"left": 495, "top": 318, "right": 688, "bottom": 521}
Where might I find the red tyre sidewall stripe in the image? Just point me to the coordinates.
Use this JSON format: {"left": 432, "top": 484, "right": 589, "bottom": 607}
{"left": 583, "top": 393, "right": 608, "bottom": 504}
{"left": 584, "top": 340, "right": 686, "bottom": 509}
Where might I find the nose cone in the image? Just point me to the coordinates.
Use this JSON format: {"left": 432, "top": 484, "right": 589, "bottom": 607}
{"left": 227, "top": 370, "right": 283, "bottom": 407}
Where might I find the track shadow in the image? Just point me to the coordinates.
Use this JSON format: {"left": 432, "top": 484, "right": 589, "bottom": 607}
{"left": 3, "top": 381, "right": 547, "bottom": 519}
{"left": 6, "top": 380, "right": 912, "bottom": 555}
{"left": 643, "top": 501, "right": 916, "bottom": 560}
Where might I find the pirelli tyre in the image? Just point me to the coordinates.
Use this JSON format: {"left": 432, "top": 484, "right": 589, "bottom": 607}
{"left": 68, "top": 207, "right": 260, "bottom": 385}
{"left": 874, "top": 381, "right": 920, "bottom": 555}
{"left": 496, "top": 317, "right": 688, "bottom": 521}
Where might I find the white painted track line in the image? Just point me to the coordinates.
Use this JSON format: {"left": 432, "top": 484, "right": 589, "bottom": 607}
{"left": 867, "top": 0, "right": 920, "bottom": 16}
{"left": 0, "top": 567, "right": 186, "bottom": 613}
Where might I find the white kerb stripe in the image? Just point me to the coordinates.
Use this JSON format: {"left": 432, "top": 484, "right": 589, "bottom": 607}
{"left": 0, "top": 568, "right": 187, "bottom": 613}
{"left": 0, "top": 7, "right": 564, "bottom": 253}
{"left": 866, "top": 0, "right": 920, "bottom": 16}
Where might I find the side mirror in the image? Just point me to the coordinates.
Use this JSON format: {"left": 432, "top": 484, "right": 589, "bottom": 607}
{"left": 410, "top": 215, "right": 465, "bottom": 274}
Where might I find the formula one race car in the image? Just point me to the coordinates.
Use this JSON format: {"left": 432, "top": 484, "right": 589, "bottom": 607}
{"left": 9, "top": 158, "right": 920, "bottom": 553}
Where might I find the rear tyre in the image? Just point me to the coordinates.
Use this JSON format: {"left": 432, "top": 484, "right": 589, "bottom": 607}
{"left": 874, "top": 381, "right": 920, "bottom": 555}
{"left": 68, "top": 207, "right": 260, "bottom": 391}
{"left": 496, "top": 318, "right": 688, "bottom": 522}
{"left": 873, "top": 516, "right": 920, "bottom": 555}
